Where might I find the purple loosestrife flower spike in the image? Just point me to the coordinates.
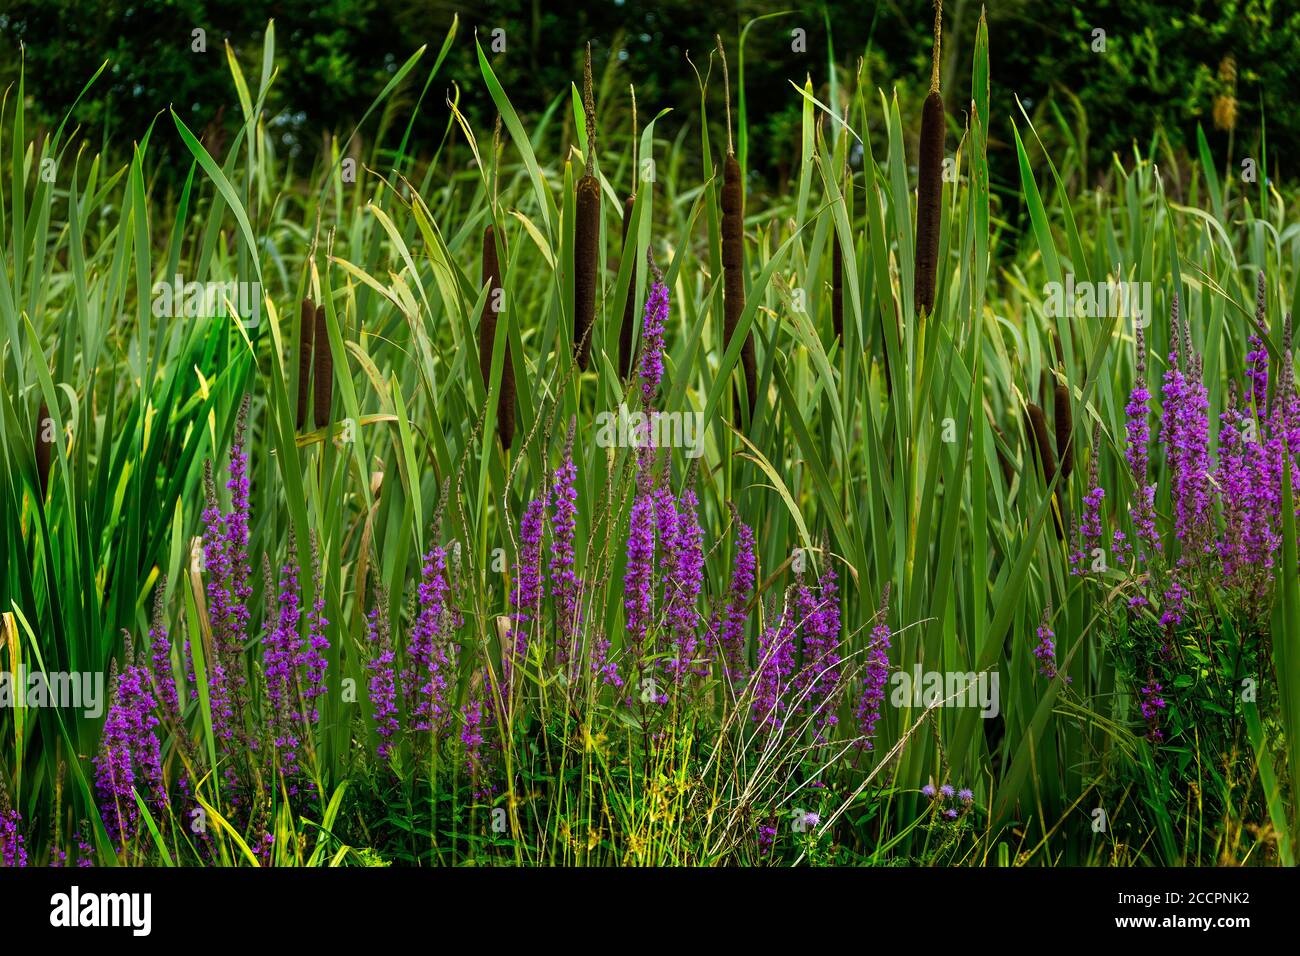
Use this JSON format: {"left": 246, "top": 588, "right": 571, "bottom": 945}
{"left": 855, "top": 584, "right": 892, "bottom": 750}
{"left": 550, "top": 420, "right": 582, "bottom": 664}
{"left": 262, "top": 548, "right": 303, "bottom": 779}
{"left": 1032, "top": 607, "right": 1060, "bottom": 680}
{"left": 1071, "top": 425, "right": 1104, "bottom": 575}
{"left": 220, "top": 398, "right": 254, "bottom": 725}
{"left": 624, "top": 450, "right": 657, "bottom": 687}
{"left": 752, "top": 598, "right": 796, "bottom": 731}
{"left": 638, "top": 250, "right": 669, "bottom": 408}
{"left": 147, "top": 582, "right": 180, "bottom": 728}
{"left": 711, "top": 506, "right": 756, "bottom": 680}
{"left": 1161, "top": 295, "right": 1212, "bottom": 557}
{"left": 0, "top": 780, "right": 27, "bottom": 867}
{"left": 1139, "top": 679, "right": 1168, "bottom": 742}
{"left": 793, "top": 555, "right": 843, "bottom": 739}
{"left": 74, "top": 822, "right": 93, "bottom": 867}
{"left": 365, "top": 587, "right": 401, "bottom": 760}
{"left": 1121, "top": 323, "right": 1160, "bottom": 563}
{"left": 300, "top": 534, "right": 330, "bottom": 726}
{"left": 664, "top": 481, "right": 706, "bottom": 680}
{"left": 125, "top": 635, "right": 167, "bottom": 815}
{"left": 93, "top": 659, "right": 138, "bottom": 849}
{"left": 199, "top": 462, "right": 236, "bottom": 746}
{"left": 508, "top": 496, "right": 546, "bottom": 683}
{"left": 461, "top": 675, "right": 492, "bottom": 799}
{"left": 406, "top": 541, "right": 453, "bottom": 734}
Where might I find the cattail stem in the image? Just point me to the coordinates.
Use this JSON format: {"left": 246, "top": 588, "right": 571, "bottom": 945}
{"left": 717, "top": 36, "right": 755, "bottom": 416}
{"left": 312, "top": 302, "right": 333, "bottom": 430}
{"left": 574, "top": 43, "right": 599, "bottom": 371}
{"left": 296, "top": 298, "right": 315, "bottom": 431}
{"left": 914, "top": 0, "right": 945, "bottom": 321}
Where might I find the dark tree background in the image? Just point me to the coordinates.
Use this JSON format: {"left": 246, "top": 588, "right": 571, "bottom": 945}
{"left": 0, "top": 0, "right": 1294, "bottom": 194}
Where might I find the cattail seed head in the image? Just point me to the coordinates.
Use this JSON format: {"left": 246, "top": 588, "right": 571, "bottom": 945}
{"left": 313, "top": 302, "right": 333, "bottom": 430}
{"left": 1024, "top": 402, "right": 1057, "bottom": 488}
{"left": 1054, "top": 382, "right": 1073, "bottom": 482}
{"left": 296, "top": 298, "right": 315, "bottom": 431}
{"left": 574, "top": 176, "right": 600, "bottom": 371}
{"left": 479, "top": 225, "right": 515, "bottom": 449}
{"left": 913, "top": 1, "right": 945, "bottom": 321}
{"left": 914, "top": 90, "right": 945, "bottom": 319}
{"left": 573, "top": 43, "right": 599, "bottom": 372}
{"left": 722, "top": 153, "right": 756, "bottom": 416}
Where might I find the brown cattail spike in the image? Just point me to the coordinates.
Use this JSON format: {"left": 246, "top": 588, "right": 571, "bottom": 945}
{"left": 34, "top": 400, "right": 53, "bottom": 501}
{"left": 1025, "top": 402, "right": 1063, "bottom": 539}
{"left": 296, "top": 297, "right": 315, "bottom": 431}
{"left": 573, "top": 43, "right": 599, "bottom": 372}
{"left": 1054, "top": 382, "right": 1074, "bottom": 482}
{"left": 479, "top": 225, "right": 516, "bottom": 449}
{"left": 913, "top": 0, "right": 945, "bottom": 321}
{"left": 313, "top": 302, "right": 333, "bottom": 429}
{"left": 722, "top": 154, "right": 755, "bottom": 416}
{"left": 716, "top": 34, "right": 755, "bottom": 416}
{"left": 1025, "top": 402, "right": 1057, "bottom": 487}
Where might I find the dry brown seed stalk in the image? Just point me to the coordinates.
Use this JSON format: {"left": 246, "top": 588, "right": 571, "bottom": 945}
{"left": 296, "top": 297, "right": 315, "bottom": 431}
{"left": 574, "top": 43, "right": 599, "bottom": 371}
{"left": 1054, "top": 382, "right": 1073, "bottom": 482}
{"left": 913, "top": 0, "right": 945, "bottom": 320}
{"left": 479, "top": 225, "right": 516, "bottom": 449}
{"left": 313, "top": 303, "right": 333, "bottom": 430}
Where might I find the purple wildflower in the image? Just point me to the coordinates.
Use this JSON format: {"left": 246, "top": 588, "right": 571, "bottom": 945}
{"left": 1032, "top": 610, "right": 1059, "bottom": 680}
{"left": 365, "top": 593, "right": 401, "bottom": 760}
{"left": 637, "top": 253, "right": 669, "bottom": 408}
{"left": 710, "top": 508, "right": 756, "bottom": 680}
{"left": 752, "top": 601, "right": 797, "bottom": 730}
{"left": 1139, "top": 680, "right": 1168, "bottom": 742}
{"left": 300, "top": 538, "right": 330, "bottom": 726}
{"left": 0, "top": 782, "right": 27, "bottom": 867}
{"left": 624, "top": 451, "right": 657, "bottom": 663}
{"left": 74, "top": 822, "right": 93, "bottom": 867}
{"left": 1071, "top": 429, "right": 1105, "bottom": 576}
{"left": 855, "top": 585, "right": 892, "bottom": 750}
{"left": 509, "top": 496, "right": 546, "bottom": 681}
{"left": 663, "top": 483, "right": 705, "bottom": 680}
{"left": 406, "top": 542, "right": 452, "bottom": 733}
{"left": 793, "top": 559, "right": 843, "bottom": 738}
{"left": 1122, "top": 324, "right": 1159, "bottom": 561}
{"left": 262, "top": 551, "right": 303, "bottom": 777}
{"left": 461, "top": 677, "right": 492, "bottom": 799}
{"left": 550, "top": 421, "right": 582, "bottom": 665}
